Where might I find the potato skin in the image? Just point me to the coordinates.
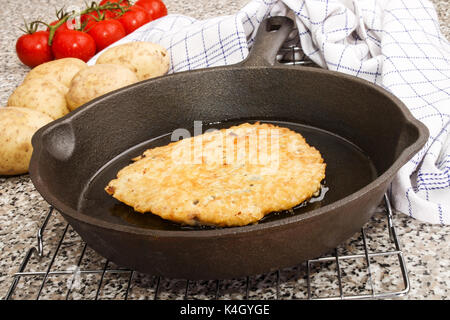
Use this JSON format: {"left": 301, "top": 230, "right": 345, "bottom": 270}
{"left": 66, "top": 64, "right": 139, "bottom": 111}
{"left": 0, "top": 107, "right": 53, "bottom": 175}
{"left": 96, "top": 42, "right": 170, "bottom": 81}
{"left": 24, "top": 58, "right": 87, "bottom": 88}
{"left": 7, "top": 78, "right": 70, "bottom": 120}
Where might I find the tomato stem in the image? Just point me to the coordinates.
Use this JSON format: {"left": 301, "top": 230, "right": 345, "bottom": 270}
{"left": 30, "top": 1, "right": 131, "bottom": 45}
{"left": 55, "top": 7, "right": 69, "bottom": 20}
{"left": 20, "top": 19, "right": 40, "bottom": 34}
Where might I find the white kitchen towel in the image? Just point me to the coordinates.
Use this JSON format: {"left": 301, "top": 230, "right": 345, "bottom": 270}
{"left": 89, "top": 0, "right": 450, "bottom": 225}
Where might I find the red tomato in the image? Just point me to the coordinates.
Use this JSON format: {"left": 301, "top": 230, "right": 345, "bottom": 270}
{"left": 99, "top": 0, "right": 130, "bottom": 6}
{"left": 98, "top": 0, "right": 131, "bottom": 19}
{"left": 81, "top": 10, "right": 117, "bottom": 31}
{"left": 51, "top": 30, "right": 96, "bottom": 62}
{"left": 117, "top": 5, "right": 150, "bottom": 34}
{"left": 48, "top": 20, "right": 74, "bottom": 33}
{"left": 80, "top": 14, "right": 96, "bottom": 32}
{"left": 135, "top": 0, "right": 167, "bottom": 20}
{"left": 16, "top": 31, "right": 53, "bottom": 68}
{"left": 88, "top": 19, "right": 126, "bottom": 52}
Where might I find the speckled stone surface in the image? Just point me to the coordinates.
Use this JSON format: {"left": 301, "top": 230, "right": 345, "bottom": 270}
{"left": 0, "top": 0, "right": 449, "bottom": 300}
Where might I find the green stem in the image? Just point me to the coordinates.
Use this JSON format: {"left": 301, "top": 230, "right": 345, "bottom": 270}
{"left": 43, "top": 1, "right": 131, "bottom": 45}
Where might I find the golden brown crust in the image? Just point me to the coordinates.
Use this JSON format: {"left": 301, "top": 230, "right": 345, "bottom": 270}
{"left": 106, "top": 123, "right": 326, "bottom": 227}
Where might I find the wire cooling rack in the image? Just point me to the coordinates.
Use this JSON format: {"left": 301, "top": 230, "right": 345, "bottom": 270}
{"left": 4, "top": 35, "right": 410, "bottom": 300}
{"left": 4, "top": 195, "right": 409, "bottom": 300}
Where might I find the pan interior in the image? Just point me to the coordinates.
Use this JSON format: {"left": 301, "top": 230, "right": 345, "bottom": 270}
{"left": 78, "top": 119, "right": 377, "bottom": 231}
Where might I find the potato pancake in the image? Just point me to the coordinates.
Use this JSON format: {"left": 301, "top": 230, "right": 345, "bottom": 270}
{"left": 105, "top": 122, "right": 326, "bottom": 227}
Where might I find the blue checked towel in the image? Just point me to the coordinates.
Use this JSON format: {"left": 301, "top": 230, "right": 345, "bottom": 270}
{"left": 89, "top": 0, "right": 450, "bottom": 225}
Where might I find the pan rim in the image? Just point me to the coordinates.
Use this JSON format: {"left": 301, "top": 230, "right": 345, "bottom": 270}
{"left": 29, "top": 65, "right": 429, "bottom": 238}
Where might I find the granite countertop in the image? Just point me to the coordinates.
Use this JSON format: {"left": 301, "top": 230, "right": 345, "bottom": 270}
{"left": 0, "top": 0, "right": 449, "bottom": 300}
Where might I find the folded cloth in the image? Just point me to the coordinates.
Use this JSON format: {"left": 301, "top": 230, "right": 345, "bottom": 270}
{"left": 88, "top": 0, "right": 450, "bottom": 224}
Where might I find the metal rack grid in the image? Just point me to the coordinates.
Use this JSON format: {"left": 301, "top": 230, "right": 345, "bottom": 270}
{"left": 4, "top": 39, "right": 410, "bottom": 300}
{"left": 5, "top": 194, "right": 409, "bottom": 300}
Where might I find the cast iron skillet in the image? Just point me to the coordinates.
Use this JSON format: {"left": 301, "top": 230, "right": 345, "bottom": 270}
{"left": 30, "top": 17, "right": 428, "bottom": 280}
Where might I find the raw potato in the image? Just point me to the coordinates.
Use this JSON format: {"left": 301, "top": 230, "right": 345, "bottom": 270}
{"left": 66, "top": 64, "right": 138, "bottom": 111}
{"left": 96, "top": 42, "right": 170, "bottom": 81}
{"left": 0, "top": 107, "right": 53, "bottom": 175}
{"left": 24, "top": 58, "right": 87, "bottom": 88}
{"left": 7, "top": 78, "right": 70, "bottom": 120}
{"left": 26, "top": 77, "right": 69, "bottom": 95}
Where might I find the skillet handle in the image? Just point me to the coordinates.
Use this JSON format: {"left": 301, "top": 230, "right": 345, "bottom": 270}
{"left": 240, "top": 16, "right": 295, "bottom": 67}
